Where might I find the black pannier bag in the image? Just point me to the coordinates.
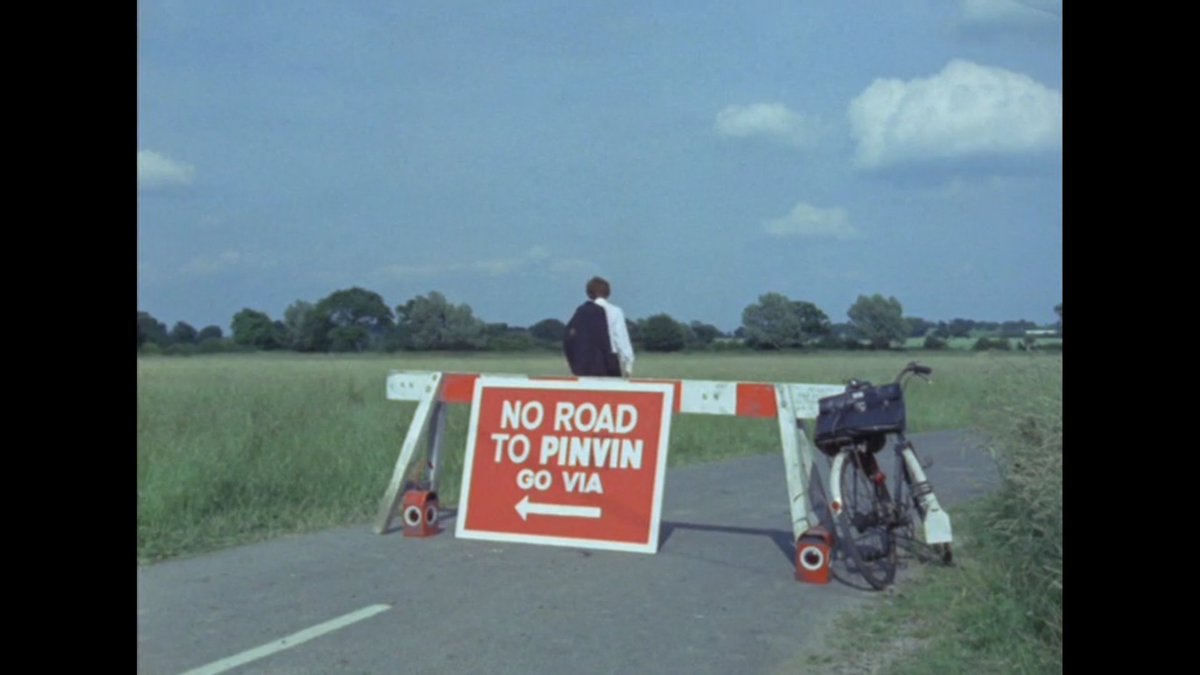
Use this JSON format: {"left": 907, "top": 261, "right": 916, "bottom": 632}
{"left": 814, "top": 382, "right": 906, "bottom": 455}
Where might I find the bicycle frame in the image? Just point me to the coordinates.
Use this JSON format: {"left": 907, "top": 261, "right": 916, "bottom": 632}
{"left": 828, "top": 434, "right": 952, "bottom": 546}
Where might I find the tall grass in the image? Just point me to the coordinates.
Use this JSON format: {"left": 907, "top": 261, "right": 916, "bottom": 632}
{"left": 971, "top": 356, "right": 1062, "bottom": 665}
{"left": 137, "top": 351, "right": 1058, "bottom": 563}
{"left": 137, "top": 356, "right": 405, "bottom": 561}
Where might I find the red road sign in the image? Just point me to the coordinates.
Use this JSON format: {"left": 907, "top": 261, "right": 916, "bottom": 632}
{"left": 455, "top": 377, "right": 675, "bottom": 553}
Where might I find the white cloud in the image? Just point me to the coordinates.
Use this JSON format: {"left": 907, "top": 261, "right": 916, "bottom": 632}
{"left": 764, "top": 202, "right": 860, "bottom": 240}
{"left": 849, "top": 59, "right": 1061, "bottom": 169}
{"left": 380, "top": 247, "right": 596, "bottom": 280}
{"left": 961, "top": 0, "right": 1061, "bottom": 26}
{"left": 138, "top": 150, "right": 195, "bottom": 190}
{"left": 715, "top": 103, "right": 820, "bottom": 147}
{"left": 470, "top": 257, "right": 526, "bottom": 276}
{"left": 382, "top": 257, "right": 523, "bottom": 279}
{"left": 549, "top": 258, "right": 595, "bottom": 274}
{"left": 181, "top": 251, "right": 243, "bottom": 276}
{"left": 377, "top": 262, "right": 447, "bottom": 279}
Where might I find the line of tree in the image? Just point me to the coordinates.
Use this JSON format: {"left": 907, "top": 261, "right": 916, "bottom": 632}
{"left": 138, "top": 287, "right": 1061, "bottom": 355}
{"left": 137, "top": 312, "right": 226, "bottom": 352}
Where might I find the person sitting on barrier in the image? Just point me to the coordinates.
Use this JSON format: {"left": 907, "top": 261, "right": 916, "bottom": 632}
{"left": 563, "top": 276, "right": 635, "bottom": 378}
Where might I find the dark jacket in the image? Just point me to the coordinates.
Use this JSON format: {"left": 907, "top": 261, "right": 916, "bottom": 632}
{"left": 563, "top": 301, "right": 621, "bottom": 377}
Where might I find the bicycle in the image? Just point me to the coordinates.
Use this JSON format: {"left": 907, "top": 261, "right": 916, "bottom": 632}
{"left": 814, "top": 361, "right": 953, "bottom": 590}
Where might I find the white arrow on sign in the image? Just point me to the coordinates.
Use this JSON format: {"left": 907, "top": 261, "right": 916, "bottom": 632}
{"left": 515, "top": 495, "right": 602, "bottom": 521}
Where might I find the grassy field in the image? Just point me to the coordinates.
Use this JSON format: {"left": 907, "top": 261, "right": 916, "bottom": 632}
{"left": 136, "top": 350, "right": 1055, "bottom": 562}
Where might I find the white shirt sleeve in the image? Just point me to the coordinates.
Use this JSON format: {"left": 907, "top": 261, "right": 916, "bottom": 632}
{"left": 598, "top": 299, "right": 635, "bottom": 377}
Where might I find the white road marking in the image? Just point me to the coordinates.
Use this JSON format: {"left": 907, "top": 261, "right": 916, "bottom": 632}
{"left": 178, "top": 604, "right": 391, "bottom": 675}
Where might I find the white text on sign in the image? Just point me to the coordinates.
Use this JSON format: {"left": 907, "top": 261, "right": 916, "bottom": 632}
{"left": 491, "top": 400, "right": 647, "bottom": 494}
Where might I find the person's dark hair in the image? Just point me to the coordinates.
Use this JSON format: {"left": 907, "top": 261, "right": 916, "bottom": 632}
{"left": 586, "top": 276, "right": 611, "bottom": 300}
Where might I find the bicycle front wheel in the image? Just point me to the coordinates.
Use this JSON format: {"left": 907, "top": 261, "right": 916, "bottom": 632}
{"left": 837, "top": 448, "right": 897, "bottom": 590}
{"left": 898, "top": 443, "right": 954, "bottom": 566}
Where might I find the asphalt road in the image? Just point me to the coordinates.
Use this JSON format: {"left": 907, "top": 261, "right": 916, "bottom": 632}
{"left": 137, "top": 430, "right": 998, "bottom": 675}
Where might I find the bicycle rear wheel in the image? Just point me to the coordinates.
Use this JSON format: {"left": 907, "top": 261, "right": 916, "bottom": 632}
{"left": 836, "top": 448, "right": 897, "bottom": 590}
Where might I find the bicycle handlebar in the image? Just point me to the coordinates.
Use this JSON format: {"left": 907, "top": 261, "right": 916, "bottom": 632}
{"left": 844, "top": 363, "right": 933, "bottom": 391}
{"left": 896, "top": 361, "right": 933, "bottom": 383}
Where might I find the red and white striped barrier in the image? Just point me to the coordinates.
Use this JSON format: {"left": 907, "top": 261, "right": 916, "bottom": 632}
{"left": 376, "top": 371, "right": 844, "bottom": 583}
{"left": 385, "top": 372, "right": 843, "bottom": 420}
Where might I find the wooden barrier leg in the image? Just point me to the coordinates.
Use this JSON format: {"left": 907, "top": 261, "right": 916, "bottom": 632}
{"left": 802, "top": 423, "right": 836, "bottom": 535}
{"left": 776, "top": 385, "right": 821, "bottom": 542}
{"left": 374, "top": 373, "right": 444, "bottom": 534}
{"left": 426, "top": 401, "right": 447, "bottom": 492}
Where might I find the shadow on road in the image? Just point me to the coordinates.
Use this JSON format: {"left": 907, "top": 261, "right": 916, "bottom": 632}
{"left": 659, "top": 520, "right": 796, "bottom": 566}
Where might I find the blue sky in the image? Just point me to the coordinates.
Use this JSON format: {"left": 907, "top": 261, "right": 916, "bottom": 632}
{"left": 137, "top": 0, "right": 1062, "bottom": 334}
